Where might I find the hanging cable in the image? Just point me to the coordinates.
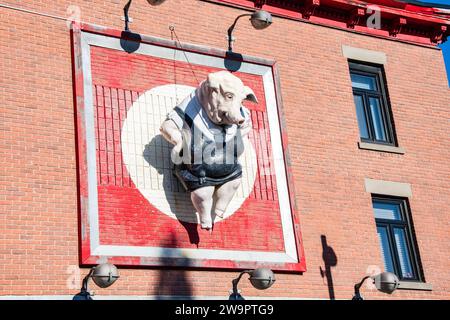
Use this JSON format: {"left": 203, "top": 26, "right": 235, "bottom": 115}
{"left": 0, "top": 3, "right": 68, "bottom": 21}
{"left": 170, "top": 25, "right": 180, "bottom": 105}
{"left": 169, "top": 25, "right": 201, "bottom": 87}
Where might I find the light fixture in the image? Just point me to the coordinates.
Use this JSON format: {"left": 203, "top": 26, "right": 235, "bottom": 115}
{"left": 352, "top": 272, "right": 400, "bottom": 300}
{"left": 146, "top": 0, "right": 166, "bottom": 5}
{"left": 74, "top": 263, "right": 120, "bottom": 300}
{"left": 123, "top": 0, "right": 167, "bottom": 32}
{"left": 229, "top": 268, "right": 276, "bottom": 300}
{"left": 227, "top": 10, "right": 273, "bottom": 52}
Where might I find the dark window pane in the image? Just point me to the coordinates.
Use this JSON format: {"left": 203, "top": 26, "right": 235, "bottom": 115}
{"left": 351, "top": 73, "right": 377, "bottom": 91}
{"left": 353, "top": 94, "right": 369, "bottom": 139}
{"left": 373, "top": 201, "right": 402, "bottom": 220}
{"left": 393, "top": 228, "right": 415, "bottom": 279}
{"left": 377, "top": 226, "right": 395, "bottom": 273}
{"left": 349, "top": 63, "right": 397, "bottom": 146}
{"left": 368, "top": 97, "right": 387, "bottom": 141}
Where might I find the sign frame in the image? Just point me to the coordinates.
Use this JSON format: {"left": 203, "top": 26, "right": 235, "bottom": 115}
{"left": 71, "top": 23, "right": 306, "bottom": 272}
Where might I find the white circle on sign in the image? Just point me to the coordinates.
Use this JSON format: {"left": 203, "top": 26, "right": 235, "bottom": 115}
{"left": 121, "top": 84, "right": 257, "bottom": 224}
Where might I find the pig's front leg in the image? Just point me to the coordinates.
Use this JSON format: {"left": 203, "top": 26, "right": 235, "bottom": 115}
{"left": 239, "top": 118, "right": 252, "bottom": 138}
{"left": 160, "top": 119, "right": 183, "bottom": 160}
{"left": 214, "top": 178, "right": 241, "bottom": 219}
{"left": 191, "top": 186, "right": 215, "bottom": 231}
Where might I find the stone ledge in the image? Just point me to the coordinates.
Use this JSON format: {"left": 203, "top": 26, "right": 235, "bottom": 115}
{"left": 358, "top": 142, "right": 405, "bottom": 154}
{"left": 342, "top": 45, "right": 387, "bottom": 65}
{"left": 364, "top": 178, "right": 412, "bottom": 198}
{"left": 398, "top": 282, "right": 433, "bottom": 291}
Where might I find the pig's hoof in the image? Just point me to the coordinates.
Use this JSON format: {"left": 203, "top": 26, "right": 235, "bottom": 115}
{"left": 201, "top": 222, "right": 213, "bottom": 230}
{"left": 215, "top": 210, "right": 225, "bottom": 219}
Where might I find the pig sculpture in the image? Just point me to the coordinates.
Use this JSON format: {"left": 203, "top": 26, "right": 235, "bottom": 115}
{"left": 160, "top": 71, "right": 257, "bottom": 231}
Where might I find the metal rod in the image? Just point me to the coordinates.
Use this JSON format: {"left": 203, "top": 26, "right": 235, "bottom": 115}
{"left": 352, "top": 275, "right": 371, "bottom": 300}
{"left": 81, "top": 268, "right": 95, "bottom": 293}
{"left": 227, "top": 14, "right": 252, "bottom": 51}
{"left": 123, "top": 0, "right": 133, "bottom": 31}
{"left": 231, "top": 270, "right": 252, "bottom": 299}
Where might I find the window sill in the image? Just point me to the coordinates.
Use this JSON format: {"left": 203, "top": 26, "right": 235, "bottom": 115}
{"left": 398, "top": 281, "right": 432, "bottom": 291}
{"left": 358, "top": 142, "right": 405, "bottom": 154}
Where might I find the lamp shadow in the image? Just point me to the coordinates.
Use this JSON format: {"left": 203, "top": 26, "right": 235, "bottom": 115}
{"left": 224, "top": 51, "right": 243, "bottom": 72}
{"left": 319, "top": 235, "right": 338, "bottom": 300}
{"left": 120, "top": 30, "right": 142, "bottom": 53}
{"left": 72, "top": 291, "right": 93, "bottom": 300}
{"left": 143, "top": 134, "right": 200, "bottom": 246}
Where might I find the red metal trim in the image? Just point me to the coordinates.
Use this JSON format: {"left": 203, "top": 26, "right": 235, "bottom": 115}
{"left": 272, "top": 63, "right": 307, "bottom": 273}
{"left": 73, "top": 23, "right": 307, "bottom": 272}
{"left": 70, "top": 23, "right": 92, "bottom": 265}
{"left": 203, "top": 0, "right": 450, "bottom": 46}
{"left": 212, "top": 0, "right": 450, "bottom": 23}
{"left": 302, "top": 0, "right": 321, "bottom": 20}
{"left": 329, "top": 0, "right": 450, "bottom": 23}
{"left": 431, "top": 25, "right": 448, "bottom": 44}
{"left": 348, "top": 7, "right": 366, "bottom": 29}
{"left": 389, "top": 16, "right": 408, "bottom": 37}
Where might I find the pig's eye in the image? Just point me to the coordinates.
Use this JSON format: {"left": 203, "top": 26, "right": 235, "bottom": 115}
{"left": 225, "top": 93, "right": 234, "bottom": 100}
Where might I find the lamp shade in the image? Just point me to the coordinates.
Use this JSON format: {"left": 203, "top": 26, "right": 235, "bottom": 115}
{"left": 249, "top": 268, "right": 276, "bottom": 290}
{"left": 250, "top": 10, "right": 273, "bottom": 30}
{"left": 91, "top": 263, "right": 120, "bottom": 288}
{"left": 373, "top": 272, "right": 400, "bottom": 294}
{"left": 147, "top": 0, "right": 166, "bottom": 5}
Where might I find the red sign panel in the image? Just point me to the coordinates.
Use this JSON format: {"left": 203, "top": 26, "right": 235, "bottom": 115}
{"left": 72, "top": 24, "right": 305, "bottom": 272}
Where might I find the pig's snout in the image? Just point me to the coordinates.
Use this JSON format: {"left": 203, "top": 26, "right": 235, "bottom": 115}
{"left": 223, "top": 111, "right": 245, "bottom": 125}
{"left": 234, "top": 113, "right": 245, "bottom": 125}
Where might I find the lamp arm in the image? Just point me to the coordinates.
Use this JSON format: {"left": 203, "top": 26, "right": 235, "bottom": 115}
{"left": 227, "top": 14, "right": 251, "bottom": 51}
{"left": 124, "top": 0, "right": 133, "bottom": 31}
{"left": 232, "top": 270, "right": 253, "bottom": 296}
{"left": 81, "top": 268, "right": 95, "bottom": 293}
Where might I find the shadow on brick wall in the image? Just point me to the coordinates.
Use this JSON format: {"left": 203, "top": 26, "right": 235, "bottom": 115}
{"left": 144, "top": 135, "right": 200, "bottom": 246}
{"left": 153, "top": 233, "right": 194, "bottom": 300}
{"left": 319, "top": 235, "right": 338, "bottom": 300}
{"left": 224, "top": 51, "right": 243, "bottom": 73}
{"left": 120, "top": 31, "right": 141, "bottom": 54}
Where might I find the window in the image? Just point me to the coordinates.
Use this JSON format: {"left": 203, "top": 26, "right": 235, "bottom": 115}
{"left": 349, "top": 61, "right": 397, "bottom": 145}
{"left": 372, "top": 196, "right": 423, "bottom": 281}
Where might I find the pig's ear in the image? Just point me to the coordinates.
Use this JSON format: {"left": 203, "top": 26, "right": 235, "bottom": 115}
{"left": 243, "top": 86, "right": 258, "bottom": 104}
{"left": 206, "top": 73, "right": 221, "bottom": 90}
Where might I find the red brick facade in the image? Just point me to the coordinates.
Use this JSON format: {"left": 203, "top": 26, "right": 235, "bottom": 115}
{"left": 1, "top": 0, "right": 449, "bottom": 299}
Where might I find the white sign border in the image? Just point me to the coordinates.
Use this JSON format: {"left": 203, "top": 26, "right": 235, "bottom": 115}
{"left": 80, "top": 31, "right": 298, "bottom": 264}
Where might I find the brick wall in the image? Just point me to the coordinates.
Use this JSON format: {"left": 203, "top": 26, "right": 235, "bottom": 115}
{"left": 0, "top": 0, "right": 449, "bottom": 299}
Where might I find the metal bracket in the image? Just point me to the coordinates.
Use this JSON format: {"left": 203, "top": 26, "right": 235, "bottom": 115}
{"left": 389, "top": 17, "right": 407, "bottom": 37}
{"left": 301, "top": 0, "right": 320, "bottom": 20}
{"left": 431, "top": 25, "right": 448, "bottom": 44}
{"left": 121, "top": 16, "right": 134, "bottom": 23}
{"left": 347, "top": 7, "right": 365, "bottom": 29}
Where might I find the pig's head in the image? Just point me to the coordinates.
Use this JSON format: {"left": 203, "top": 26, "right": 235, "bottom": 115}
{"left": 197, "top": 71, "right": 258, "bottom": 126}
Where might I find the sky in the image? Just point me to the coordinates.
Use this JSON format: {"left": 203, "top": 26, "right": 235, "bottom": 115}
{"left": 418, "top": 0, "right": 450, "bottom": 86}
{"left": 440, "top": 41, "right": 450, "bottom": 87}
